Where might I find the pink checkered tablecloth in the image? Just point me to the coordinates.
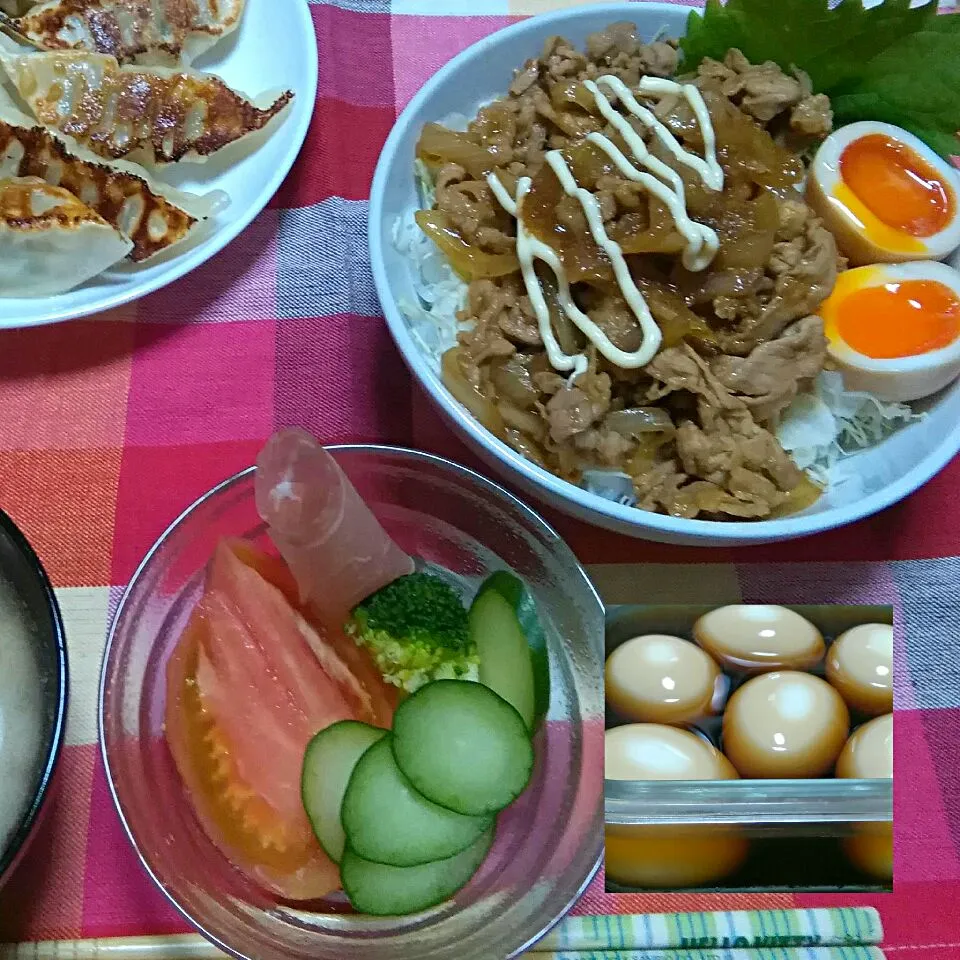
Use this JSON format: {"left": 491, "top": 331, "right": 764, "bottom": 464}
{"left": 1, "top": 0, "right": 959, "bottom": 957}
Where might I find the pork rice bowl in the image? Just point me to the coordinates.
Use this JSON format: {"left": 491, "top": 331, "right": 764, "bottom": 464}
{"left": 393, "top": 19, "right": 949, "bottom": 523}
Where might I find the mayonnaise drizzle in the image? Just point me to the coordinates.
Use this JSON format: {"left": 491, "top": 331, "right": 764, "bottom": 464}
{"left": 485, "top": 74, "right": 724, "bottom": 374}
{"left": 544, "top": 151, "right": 662, "bottom": 367}
{"left": 583, "top": 133, "right": 718, "bottom": 272}
{"left": 636, "top": 76, "right": 724, "bottom": 190}
{"left": 489, "top": 173, "right": 589, "bottom": 377}
{"left": 582, "top": 78, "right": 688, "bottom": 197}
{"left": 587, "top": 76, "right": 724, "bottom": 191}
{"left": 582, "top": 76, "right": 721, "bottom": 271}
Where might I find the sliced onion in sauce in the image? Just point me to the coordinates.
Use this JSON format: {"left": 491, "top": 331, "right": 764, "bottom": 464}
{"left": 504, "top": 428, "right": 549, "bottom": 468}
{"left": 768, "top": 473, "right": 824, "bottom": 518}
{"left": 490, "top": 355, "right": 539, "bottom": 408}
{"left": 415, "top": 210, "right": 519, "bottom": 281}
{"left": 605, "top": 406, "right": 676, "bottom": 436}
{"left": 548, "top": 79, "right": 599, "bottom": 113}
{"left": 627, "top": 433, "right": 673, "bottom": 473}
{"left": 416, "top": 123, "right": 501, "bottom": 179}
{"left": 541, "top": 274, "right": 582, "bottom": 355}
{"left": 634, "top": 278, "right": 718, "bottom": 348}
{"left": 497, "top": 400, "right": 546, "bottom": 438}
{"left": 713, "top": 190, "right": 780, "bottom": 271}
{"left": 441, "top": 348, "right": 506, "bottom": 437}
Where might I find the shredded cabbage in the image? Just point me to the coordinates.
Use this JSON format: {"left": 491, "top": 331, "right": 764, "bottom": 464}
{"left": 777, "top": 371, "right": 924, "bottom": 487}
{"left": 392, "top": 162, "right": 468, "bottom": 365}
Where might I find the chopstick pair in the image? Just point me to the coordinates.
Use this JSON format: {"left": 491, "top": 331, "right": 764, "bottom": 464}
{"left": 0, "top": 907, "right": 885, "bottom": 959}
{"left": 0, "top": 940, "right": 887, "bottom": 960}
{"left": 0, "top": 934, "right": 886, "bottom": 960}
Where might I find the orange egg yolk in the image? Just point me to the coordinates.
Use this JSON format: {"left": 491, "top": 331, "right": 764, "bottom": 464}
{"left": 840, "top": 134, "right": 955, "bottom": 238}
{"left": 834, "top": 279, "right": 960, "bottom": 359}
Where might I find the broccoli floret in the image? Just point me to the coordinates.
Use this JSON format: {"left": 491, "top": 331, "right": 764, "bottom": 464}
{"left": 345, "top": 573, "right": 480, "bottom": 693}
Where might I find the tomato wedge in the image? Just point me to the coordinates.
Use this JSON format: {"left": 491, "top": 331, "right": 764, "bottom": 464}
{"left": 220, "top": 538, "right": 301, "bottom": 604}
{"left": 164, "top": 540, "right": 399, "bottom": 901}
{"left": 213, "top": 540, "right": 399, "bottom": 725}
{"left": 164, "top": 610, "right": 341, "bottom": 900}
{"left": 207, "top": 542, "right": 398, "bottom": 726}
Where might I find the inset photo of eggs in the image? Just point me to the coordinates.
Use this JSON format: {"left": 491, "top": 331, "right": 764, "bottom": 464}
{"left": 604, "top": 604, "right": 893, "bottom": 893}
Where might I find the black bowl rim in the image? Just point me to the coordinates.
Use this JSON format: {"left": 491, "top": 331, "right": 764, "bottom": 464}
{"left": 0, "top": 507, "right": 69, "bottom": 882}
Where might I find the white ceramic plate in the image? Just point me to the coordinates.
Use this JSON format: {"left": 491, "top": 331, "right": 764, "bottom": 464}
{"left": 0, "top": 0, "right": 318, "bottom": 329}
{"left": 369, "top": 1, "right": 960, "bottom": 546}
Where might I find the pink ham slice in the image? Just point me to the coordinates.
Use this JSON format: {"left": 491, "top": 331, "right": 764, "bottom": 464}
{"left": 254, "top": 428, "right": 415, "bottom": 630}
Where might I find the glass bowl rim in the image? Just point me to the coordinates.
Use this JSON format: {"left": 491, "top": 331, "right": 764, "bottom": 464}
{"left": 97, "top": 442, "right": 604, "bottom": 958}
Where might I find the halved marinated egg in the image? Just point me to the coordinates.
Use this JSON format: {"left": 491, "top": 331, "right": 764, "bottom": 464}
{"left": 818, "top": 261, "right": 960, "bottom": 401}
{"left": 809, "top": 121, "right": 960, "bottom": 266}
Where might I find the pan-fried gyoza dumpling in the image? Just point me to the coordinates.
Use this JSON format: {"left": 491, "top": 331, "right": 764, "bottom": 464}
{"left": 0, "top": 86, "right": 226, "bottom": 261}
{"left": 11, "top": 0, "right": 245, "bottom": 66}
{"left": 1, "top": 48, "right": 294, "bottom": 166}
{"left": 0, "top": 175, "right": 132, "bottom": 295}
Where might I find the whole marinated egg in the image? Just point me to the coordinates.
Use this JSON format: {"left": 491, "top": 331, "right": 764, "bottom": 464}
{"left": 836, "top": 712, "right": 893, "bottom": 780}
{"left": 722, "top": 671, "right": 850, "bottom": 778}
{"left": 808, "top": 121, "right": 960, "bottom": 266}
{"left": 817, "top": 261, "right": 960, "bottom": 402}
{"left": 826, "top": 623, "right": 894, "bottom": 716}
{"left": 605, "top": 723, "right": 738, "bottom": 781}
{"left": 692, "top": 605, "right": 824, "bottom": 674}
{"left": 604, "top": 724, "right": 748, "bottom": 888}
{"left": 836, "top": 713, "right": 894, "bottom": 882}
{"left": 605, "top": 634, "right": 726, "bottom": 725}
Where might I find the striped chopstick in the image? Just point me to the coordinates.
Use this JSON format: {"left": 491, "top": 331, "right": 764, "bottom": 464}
{"left": 0, "top": 940, "right": 888, "bottom": 960}
{"left": 0, "top": 940, "right": 889, "bottom": 960}
{"left": 538, "top": 908, "right": 884, "bottom": 951}
{"left": 0, "top": 908, "right": 885, "bottom": 959}
{"left": 542, "top": 952, "right": 886, "bottom": 960}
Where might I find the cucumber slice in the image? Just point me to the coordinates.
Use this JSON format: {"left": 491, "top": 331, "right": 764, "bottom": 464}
{"left": 473, "top": 571, "right": 550, "bottom": 730}
{"left": 391, "top": 680, "right": 534, "bottom": 816}
{"left": 341, "top": 827, "right": 494, "bottom": 916}
{"left": 341, "top": 735, "right": 492, "bottom": 867}
{"left": 470, "top": 588, "right": 535, "bottom": 730}
{"left": 301, "top": 720, "right": 386, "bottom": 863}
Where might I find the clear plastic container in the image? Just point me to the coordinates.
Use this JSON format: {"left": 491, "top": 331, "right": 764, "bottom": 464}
{"left": 604, "top": 604, "right": 893, "bottom": 893}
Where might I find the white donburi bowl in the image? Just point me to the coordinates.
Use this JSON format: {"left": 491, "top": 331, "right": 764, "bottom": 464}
{"left": 368, "top": 1, "right": 960, "bottom": 547}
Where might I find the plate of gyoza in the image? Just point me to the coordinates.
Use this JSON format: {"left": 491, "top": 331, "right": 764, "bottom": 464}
{"left": 0, "top": 0, "right": 317, "bottom": 327}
